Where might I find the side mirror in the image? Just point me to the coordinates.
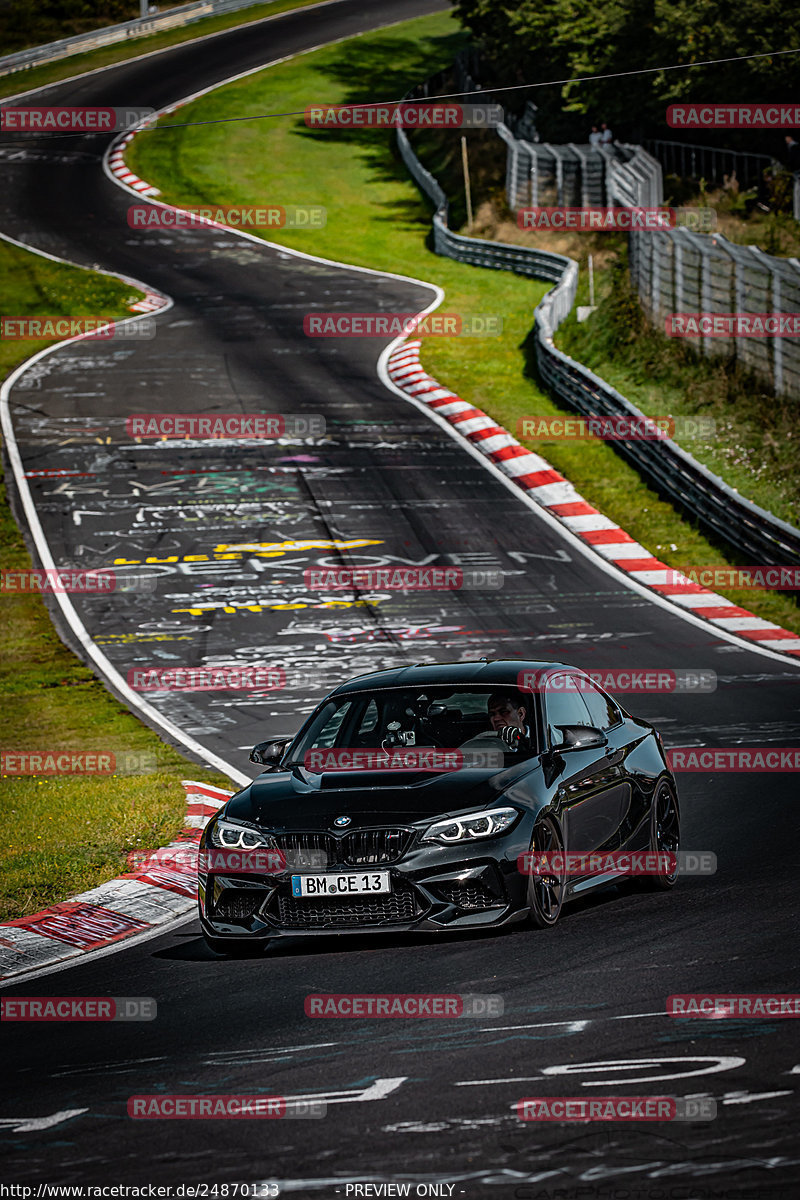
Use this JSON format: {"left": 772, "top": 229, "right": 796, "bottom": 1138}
{"left": 250, "top": 736, "right": 294, "bottom": 768}
{"left": 555, "top": 725, "right": 606, "bottom": 751}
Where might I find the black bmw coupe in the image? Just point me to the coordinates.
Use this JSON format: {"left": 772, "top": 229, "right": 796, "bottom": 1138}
{"left": 198, "top": 659, "right": 680, "bottom": 955}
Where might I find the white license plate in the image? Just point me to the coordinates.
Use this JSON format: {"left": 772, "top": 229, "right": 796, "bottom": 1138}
{"left": 291, "top": 871, "right": 391, "bottom": 898}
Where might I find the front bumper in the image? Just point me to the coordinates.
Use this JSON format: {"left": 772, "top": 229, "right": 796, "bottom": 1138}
{"left": 198, "top": 827, "right": 532, "bottom": 941}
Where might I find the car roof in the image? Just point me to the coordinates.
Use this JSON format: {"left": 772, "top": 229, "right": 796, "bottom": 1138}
{"left": 329, "top": 659, "right": 580, "bottom": 696}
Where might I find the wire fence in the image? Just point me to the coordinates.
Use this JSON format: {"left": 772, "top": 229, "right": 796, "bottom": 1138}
{"left": 500, "top": 117, "right": 800, "bottom": 398}
{"left": 630, "top": 226, "right": 800, "bottom": 397}
{"left": 397, "top": 58, "right": 800, "bottom": 563}
{"left": 501, "top": 129, "right": 663, "bottom": 211}
{"left": 645, "top": 138, "right": 776, "bottom": 193}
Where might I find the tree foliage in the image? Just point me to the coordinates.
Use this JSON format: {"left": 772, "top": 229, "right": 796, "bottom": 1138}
{"left": 454, "top": 0, "right": 800, "bottom": 145}
{"left": 0, "top": 0, "right": 142, "bottom": 54}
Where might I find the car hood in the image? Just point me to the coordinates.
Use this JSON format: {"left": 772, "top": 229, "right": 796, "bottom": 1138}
{"left": 223, "top": 760, "right": 538, "bottom": 830}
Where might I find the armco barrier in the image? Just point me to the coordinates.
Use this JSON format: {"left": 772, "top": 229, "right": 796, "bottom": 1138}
{"left": 534, "top": 292, "right": 800, "bottom": 564}
{"left": 398, "top": 60, "right": 800, "bottom": 566}
{"left": 396, "top": 70, "right": 574, "bottom": 288}
{"left": 0, "top": 0, "right": 269, "bottom": 79}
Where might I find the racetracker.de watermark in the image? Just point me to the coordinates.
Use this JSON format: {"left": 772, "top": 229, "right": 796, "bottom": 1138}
{"left": 667, "top": 103, "right": 800, "bottom": 128}
{"left": 668, "top": 993, "right": 800, "bottom": 1017}
{"left": 668, "top": 747, "right": 800, "bottom": 771}
{"left": 130, "top": 845, "right": 287, "bottom": 875}
{"left": 305, "top": 993, "right": 503, "bottom": 1017}
{"left": 0, "top": 568, "right": 156, "bottom": 594}
{"left": 303, "top": 313, "right": 501, "bottom": 337}
{"left": 517, "top": 851, "right": 716, "bottom": 876}
{"left": 517, "top": 1096, "right": 716, "bottom": 1121}
{"left": 304, "top": 567, "right": 503, "bottom": 591}
{"left": 1, "top": 317, "right": 156, "bottom": 341}
{"left": 1, "top": 997, "right": 156, "bottom": 1021}
{"left": 304, "top": 102, "right": 503, "bottom": 128}
{"left": 517, "top": 207, "right": 716, "bottom": 231}
{"left": 517, "top": 668, "right": 717, "bottom": 694}
{"left": 303, "top": 748, "right": 505, "bottom": 772}
{"left": 666, "top": 313, "right": 800, "bottom": 337}
{"left": 666, "top": 565, "right": 800, "bottom": 589}
{"left": 127, "top": 665, "right": 286, "bottom": 692}
{"left": 0, "top": 750, "right": 156, "bottom": 775}
{"left": 128, "top": 1095, "right": 325, "bottom": 1119}
{"left": 125, "top": 413, "right": 326, "bottom": 439}
{"left": 128, "top": 204, "right": 326, "bottom": 229}
{"left": 0, "top": 106, "right": 154, "bottom": 132}
{"left": 517, "top": 415, "right": 715, "bottom": 441}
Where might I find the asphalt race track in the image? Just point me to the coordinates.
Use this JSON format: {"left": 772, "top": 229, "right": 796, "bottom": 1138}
{"left": 1, "top": 1, "right": 800, "bottom": 1195}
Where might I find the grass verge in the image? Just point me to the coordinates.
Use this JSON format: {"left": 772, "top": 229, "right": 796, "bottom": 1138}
{"left": 125, "top": 10, "right": 800, "bottom": 638}
{"left": 0, "top": 238, "right": 232, "bottom": 922}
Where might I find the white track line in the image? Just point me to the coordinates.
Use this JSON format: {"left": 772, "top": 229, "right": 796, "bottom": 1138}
{"left": 0, "top": 233, "right": 251, "bottom": 785}
{"left": 3, "top": 8, "right": 799, "bottom": 984}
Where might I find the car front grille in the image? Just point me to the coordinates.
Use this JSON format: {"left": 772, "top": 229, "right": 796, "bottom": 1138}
{"left": 274, "top": 829, "right": 412, "bottom": 869}
{"left": 273, "top": 877, "right": 421, "bottom": 928}
{"left": 435, "top": 881, "right": 503, "bottom": 910}
{"left": 274, "top": 833, "right": 329, "bottom": 870}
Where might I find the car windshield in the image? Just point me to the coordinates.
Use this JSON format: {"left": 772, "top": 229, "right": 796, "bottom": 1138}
{"left": 287, "top": 685, "right": 539, "bottom": 762}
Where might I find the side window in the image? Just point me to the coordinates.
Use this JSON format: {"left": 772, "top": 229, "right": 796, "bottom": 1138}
{"left": 580, "top": 680, "right": 621, "bottom": 730}
{"left": 310, "top": 701, "right": 352, "bottom": 749}
{"left": 358, "top": 699, "right": 379, "bottom": 735}
{"left": 545, "top": 675, "right": 594, "bottom": 747}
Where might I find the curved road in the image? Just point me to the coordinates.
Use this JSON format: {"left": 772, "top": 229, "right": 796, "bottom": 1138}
{"left": 1, "top": 3, "right": 799, "bottom": 1195}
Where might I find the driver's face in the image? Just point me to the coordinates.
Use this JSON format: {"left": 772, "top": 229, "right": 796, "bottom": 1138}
{"left": 488, "top": 700, "right": 526, "bottom": 732}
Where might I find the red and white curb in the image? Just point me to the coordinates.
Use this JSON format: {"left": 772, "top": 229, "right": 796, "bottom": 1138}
{"left": 107, "top": 132, "right": 169, "bottom": 315}
{"left": 0, "top": 781, "right": 232, "bottom": 981}
{"left": 103, "top": 94, "right": 800, "bottom": 662}
{"left": 387, "top": 342, "right": 800, "bottom": 659}
{"left": 108, "top": 132, "right": 161, "bottom": 198}
{"left": 129, "top": 291, "right": 166, "bottom": 313}
{"left": 105, "top": 117, "right": 261, "bottom": 241}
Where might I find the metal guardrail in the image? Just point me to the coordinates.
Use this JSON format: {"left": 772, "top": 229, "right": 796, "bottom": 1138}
{"left": 396, "top": 70, "right": 573, "bottom": 286}
{"left": 535, "top": 293, "right": 800, "bottom": 564}
{"left": 398, "top": 61, "right": 800, "bottom": 566}
{"left": 0, "top": 0, "right": 267, "bottom": 79}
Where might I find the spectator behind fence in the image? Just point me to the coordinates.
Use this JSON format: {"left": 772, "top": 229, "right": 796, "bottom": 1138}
{"left": 601, "top": 122, "right": 614, "bottom": 145}
{"left": 589, "top": 124, "right": 602, "bottom": 147}
{"left": 785, "top": 133, "right": 800, "bottom": 173}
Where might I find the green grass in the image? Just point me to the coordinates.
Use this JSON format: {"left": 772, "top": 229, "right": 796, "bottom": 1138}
{"left": 0, "top": 239, "right": 232, "bottom": 922}
{"left": 409, "top": 122, "right": 800, "bottom": 530}
{"left": 125, "top": 12, "right": 800, "bottom": 638}
{"left": 0, "top": 237, "right": 139, "bottom": 378}
{"left": 0, "top": 0, "right": 330, "bottom": 101}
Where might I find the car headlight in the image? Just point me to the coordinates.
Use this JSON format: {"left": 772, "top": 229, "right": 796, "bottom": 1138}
{"left": 208, "top": 819, "right": 276, "bottom": 850}
{"left": 421, "top": 806, "right": 519, "bottom": 845}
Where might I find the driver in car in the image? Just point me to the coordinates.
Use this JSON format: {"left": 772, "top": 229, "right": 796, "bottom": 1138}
{"left": 487, "top": 690, "right": 533, "bottom": 752}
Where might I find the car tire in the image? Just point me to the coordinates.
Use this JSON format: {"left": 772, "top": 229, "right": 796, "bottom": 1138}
{"left": 203, "top": 932, "right": 269, "bottom": 957}
{"left": 641, "top": 779, "right": 680, "bottom": 891}
{"left": 526, "top": 814, "right": 566, "bottom": 928}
